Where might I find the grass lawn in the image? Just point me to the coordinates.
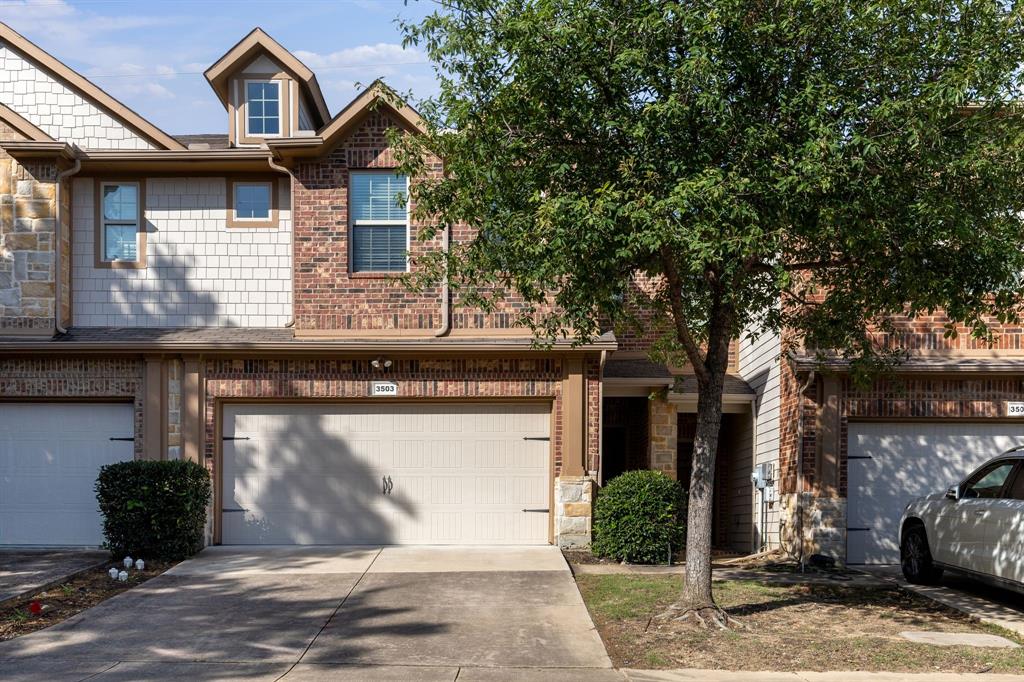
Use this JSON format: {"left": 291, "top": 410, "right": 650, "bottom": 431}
{"left": 0, "top": 560, "right": 175, "bottom": 642}
{"left": 576, "top": 574, "right": 1024, "bottom": 673}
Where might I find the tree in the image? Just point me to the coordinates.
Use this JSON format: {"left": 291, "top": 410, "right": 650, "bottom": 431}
{"left": 394, "top": 0, "right": 1024, "bottom": 626}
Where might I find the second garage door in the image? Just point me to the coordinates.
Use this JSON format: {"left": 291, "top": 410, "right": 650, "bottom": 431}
{"left": 222, "top": 402, "right": 551, "bottom": 545}
{"left": 847, "top": 421, "right": 1024, "bottom": 564}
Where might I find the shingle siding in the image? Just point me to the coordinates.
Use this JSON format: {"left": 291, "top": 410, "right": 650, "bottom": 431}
{"left": 0, "top": 42, "right": 154, "bottom": 150}
{"left": 71, "top": 176, "right": 292, "bottom": 327}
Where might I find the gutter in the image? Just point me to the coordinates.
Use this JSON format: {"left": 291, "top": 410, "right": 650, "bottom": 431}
{"left": 434, "top": 223, "right": 451, "bottom": 337}
{"left": 53, "top": 152, "right": 82, "bottom": 335}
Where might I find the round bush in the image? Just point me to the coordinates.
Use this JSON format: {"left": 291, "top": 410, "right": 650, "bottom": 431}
{"left": 591, "top": 470, "right": 686, "bottom": 564}
{"left": 95, "top": 460, "right": 212, "bottom": 561}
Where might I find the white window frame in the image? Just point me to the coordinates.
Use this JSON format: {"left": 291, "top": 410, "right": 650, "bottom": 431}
{"left": 99, "top": 181, "right": 141, "bottom": 264}
{"left": 244, "top": 79, "right": 282, "bottom": 138}
{"left": 233, "top": 181, "right": 274, "bottom": 222}
{"left": 349, "top": 172, "right": 410, "bottom": 274}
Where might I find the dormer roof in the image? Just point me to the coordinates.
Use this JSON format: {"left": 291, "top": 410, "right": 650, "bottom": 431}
{"left": 204, "top": 28, "right": 330, "bottom": 130}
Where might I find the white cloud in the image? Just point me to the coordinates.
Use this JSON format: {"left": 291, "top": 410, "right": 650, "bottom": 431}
{"left": 295, "top": 43, "right": 425, "bottom": 70}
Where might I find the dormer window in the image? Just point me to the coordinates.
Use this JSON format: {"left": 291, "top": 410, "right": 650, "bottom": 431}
{"left": 245, "top": 80, "right": 280, "bottom": 136}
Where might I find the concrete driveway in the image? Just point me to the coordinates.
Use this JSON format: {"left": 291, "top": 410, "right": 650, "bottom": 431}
{"left": 0, "top": 546, "right": 616, "bottom": 681}
{"left": 0, "top": 549, "right": 107, "bottom": 606}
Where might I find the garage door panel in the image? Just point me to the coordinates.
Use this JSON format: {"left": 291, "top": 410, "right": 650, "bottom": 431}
{"left": 0, "top": 403, "right": 134, "bottom": 546}
{"left": 848, "top": 422, "right": 1024, "bottom": 564}
{"left": 222, "top": 402, "right": 551, "bottom": 545}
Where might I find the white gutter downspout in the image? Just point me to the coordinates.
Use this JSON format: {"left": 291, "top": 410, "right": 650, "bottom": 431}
{"left": 434, "top": 223, "right": 451, "bottom": 337}
{"left": 267, "top": 155, "right": 296, "bottom": 328}
{"left": 54, "top": 154, "right": 82, "bottom": 335}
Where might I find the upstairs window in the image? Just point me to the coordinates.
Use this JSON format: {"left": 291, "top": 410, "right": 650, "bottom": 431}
{"left": 246, "top": 81, "right": 280, "bottom": 136}
{"left": 227, "top": 179, "right": 278, "bottom": 228}
{"left": 98, "top": 181, "right": 145, "bottom": 268}
{"left": 350, "top": 172, "right": 408, "bottom": 273}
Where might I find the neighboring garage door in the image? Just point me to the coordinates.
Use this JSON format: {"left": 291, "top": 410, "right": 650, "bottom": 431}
{"left": 0, "top": 403, "right": 135, "bottom": 546}
{"left": 848, "top": 421, "right": 1024, "bottom": 564}
{"left": 222, "top": 402, "right": 551, "bottom": 545}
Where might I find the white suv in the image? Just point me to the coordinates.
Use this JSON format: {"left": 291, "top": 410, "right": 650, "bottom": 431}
{"left": 899, "top": 450, "right": 1024, "bottom": 593}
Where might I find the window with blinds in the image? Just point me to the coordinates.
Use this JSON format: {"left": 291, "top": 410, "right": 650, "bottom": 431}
{"left": 350, "top": 172, "right": 408, "bottom": 272}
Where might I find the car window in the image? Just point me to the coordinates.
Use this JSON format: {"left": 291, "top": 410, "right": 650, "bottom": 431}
{"left": 962, "top": 461, "right": 1017, "bottom": 499}
{"left": 1006, "top": 463, "right": 1024, "bottom": 501}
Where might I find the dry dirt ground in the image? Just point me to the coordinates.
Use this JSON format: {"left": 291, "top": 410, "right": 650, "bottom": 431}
{"left": 0, "top": 560, "right": 175, "bottom": 642}
{"left": 576, "top": 574, "right": 1024, "bottom": 673}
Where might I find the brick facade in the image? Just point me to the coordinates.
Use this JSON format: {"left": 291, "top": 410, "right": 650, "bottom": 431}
{"left": 202, "top": 355, "right": 602, "bottom": 475}
{"left": 0, "top": 357, "right": 144, "bottom": 457}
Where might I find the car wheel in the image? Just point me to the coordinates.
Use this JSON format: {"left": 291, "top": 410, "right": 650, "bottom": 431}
{"left": 901, "top": 526, "right": 944, "bottom": 585}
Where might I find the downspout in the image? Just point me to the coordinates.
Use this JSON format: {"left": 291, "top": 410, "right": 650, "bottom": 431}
{"left": 794, "top": 368, "right": 816, "bottom": 572}
{"left": 54, "top": 154, "right": 82, "bottom": 335}
{"left": 597, "top": 350, "right": 607, "bottom": 485}
{"left": 267, "top": 155, "right": 295, "bottom": 328}
{"left": 434, "top": 223, "right": 451, "bottom": 337}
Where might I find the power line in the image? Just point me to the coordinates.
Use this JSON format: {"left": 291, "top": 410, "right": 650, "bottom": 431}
{"left": 86, "top": 60, "right": 431, "bottom": 79}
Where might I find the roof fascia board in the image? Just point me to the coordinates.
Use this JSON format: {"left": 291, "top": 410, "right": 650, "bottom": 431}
{"left": 314, "top": 83, "right": 426, "bottom": 156}
{"left": 204, "top": 28, "right": 330, "bottom": 127}
{"left": 0, "top": 23, "right": 184, "bottom": 150}
{"left": 0, "top": 103, "right": 54, "bottom": 142}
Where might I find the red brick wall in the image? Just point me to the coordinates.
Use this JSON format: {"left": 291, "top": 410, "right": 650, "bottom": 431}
{"left": 202, "top": 355, "right": 603, "bottom": 477}
{"left": 292, "top": 110, "right": 546, "bottom": 334}
{"left": 0, "top": 357, "right": 144, "bottom": 457}
{"left": 778, "top": 359, "right": 817, "bottom": 495}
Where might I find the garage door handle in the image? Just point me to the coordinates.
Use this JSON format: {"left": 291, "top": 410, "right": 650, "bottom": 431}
{"left": 222, "top": 508, "right": 248, "bottom": 513}
{"left": 522, "top": 508, "right": 549, "bottom": 513}
{"left": 109, "top": 437, "right": 134, "bottom": 442}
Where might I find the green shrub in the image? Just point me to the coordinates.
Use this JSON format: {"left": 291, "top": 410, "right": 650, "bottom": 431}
{"left": 591, "top": 470, "right": 686, "bottom": 564}
{"left": 95, "top": 460, "right": 212, "bottom": 561}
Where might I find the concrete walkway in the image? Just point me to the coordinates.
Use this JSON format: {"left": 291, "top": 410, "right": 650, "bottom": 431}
{"left": 621, "top": 671, "right": 1024, "bottom": 682}
{"left": 0, "top": 546, "right": 613, "bottom": 681}
{"left": 0, "top": 549, "right": 107, "bottom": 606}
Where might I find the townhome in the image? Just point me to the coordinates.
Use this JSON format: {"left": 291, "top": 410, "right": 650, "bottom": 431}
{"left": 1, "top": 23, "right": 1017, "bottom": 566}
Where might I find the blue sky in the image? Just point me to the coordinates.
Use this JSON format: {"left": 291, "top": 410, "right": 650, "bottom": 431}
{"left": 0, "top": 0, "right": 440, "bottom": 134}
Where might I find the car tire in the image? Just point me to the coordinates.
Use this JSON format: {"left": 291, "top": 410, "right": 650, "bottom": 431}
{"left": 901, "top": 526, "right": 944, "bottom": 585}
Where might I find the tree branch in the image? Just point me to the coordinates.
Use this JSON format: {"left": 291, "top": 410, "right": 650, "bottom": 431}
{"left": 660, "top": 247, "right": 709, "bottom": 382}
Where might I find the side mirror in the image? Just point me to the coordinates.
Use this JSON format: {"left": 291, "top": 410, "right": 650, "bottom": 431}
{"left": 945, "top": 486, "right": 960, "bottom": 501}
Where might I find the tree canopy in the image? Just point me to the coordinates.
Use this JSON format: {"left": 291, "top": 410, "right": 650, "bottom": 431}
{"left": 395, "top": 0, "right": 1024, "bottom": 620}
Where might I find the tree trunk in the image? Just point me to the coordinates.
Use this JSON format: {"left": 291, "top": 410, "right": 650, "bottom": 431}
{"left": 681, "top": 361, "right": 726, "bottom": 608}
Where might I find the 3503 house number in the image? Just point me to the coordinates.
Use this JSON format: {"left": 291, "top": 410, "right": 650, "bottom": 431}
{"left": 1007, "top": 401, "right": 1024, "bottom": 416}
{"left": 372, "top": 381, "right": 398, "bottom": 397}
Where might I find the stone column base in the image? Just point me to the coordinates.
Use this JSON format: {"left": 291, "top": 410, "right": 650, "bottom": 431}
{"left": 554, "top": 475, "right": 595, "bottom": 548}
{"left": 779, "top": 493, "right": 848, "bottom": 564}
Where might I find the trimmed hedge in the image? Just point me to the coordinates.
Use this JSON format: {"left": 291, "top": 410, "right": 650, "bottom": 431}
{"left": 591, "top": 470, "right": 686, "bottom": 564}
{"left": 95, "top": 460, "right": 212, "bottom": 560}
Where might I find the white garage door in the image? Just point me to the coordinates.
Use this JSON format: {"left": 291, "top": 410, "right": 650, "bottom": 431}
{"left": 222, "top": 402, "right": 551, "bottom": 545}
{"left": 0, "top": 402, "right": 135, "bottom": 546}
{"left": 848, "top": 421, "right": 1024, "bottom": 564}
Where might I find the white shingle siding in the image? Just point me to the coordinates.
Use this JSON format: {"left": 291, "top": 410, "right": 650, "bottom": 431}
{"left": 0, "top": 42, "right": 154, "bottom": 150}
{"left": 72, "top": 177, "right": 292, "bottom": 327}
{"left": 738, "top": 322, "right": 782, "bottom": 550}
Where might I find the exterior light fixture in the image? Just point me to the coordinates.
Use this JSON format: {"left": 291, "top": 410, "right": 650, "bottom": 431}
{"left": 370, "top": 357, "right": 394, "bottom": 370}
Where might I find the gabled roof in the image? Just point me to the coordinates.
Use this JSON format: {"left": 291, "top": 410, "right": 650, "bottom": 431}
{"left": 204, "top": 28, "right": 330, "bottom": 129}
{"left": 318, "top": 80, "right": 425, "bottom": 143}
{"left": 266, "top": 81, "right": 426, "bottom": 161}
{"left": 0, "top": 22, "right": 184, "bottom": 150}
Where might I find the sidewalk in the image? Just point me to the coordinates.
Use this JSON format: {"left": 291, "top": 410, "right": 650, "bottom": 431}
{"left": 621, "top": 671, "right": 1024, "bottom": 682}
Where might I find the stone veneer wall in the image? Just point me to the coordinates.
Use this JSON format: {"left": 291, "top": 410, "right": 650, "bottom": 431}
{"left": 0, "top": 136, "right": 57, "bottom": 335}
{"left": 648, "top": 397, "right": 677, "bottom": 479}
{"left": 0, "top": 357, "right": 144, "bottom": 458}
{"left": 554, "top": 476, "right": 594, "bottom": 547}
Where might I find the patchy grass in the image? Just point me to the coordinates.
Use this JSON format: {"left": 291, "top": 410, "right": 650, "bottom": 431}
{"left": 576, "top": 574, "right": 1024, "bottom": 673}
{"left": 0, "top": 561, "right": 175, "bottom": 642}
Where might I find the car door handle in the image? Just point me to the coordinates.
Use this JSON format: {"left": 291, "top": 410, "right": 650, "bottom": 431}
{"left": 975, "top": 510, "right": 988, "bottom": 515}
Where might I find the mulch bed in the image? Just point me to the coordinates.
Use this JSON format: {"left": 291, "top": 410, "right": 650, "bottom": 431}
{"left": 0, "top": 560, "right": 175, "bottom": 642}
